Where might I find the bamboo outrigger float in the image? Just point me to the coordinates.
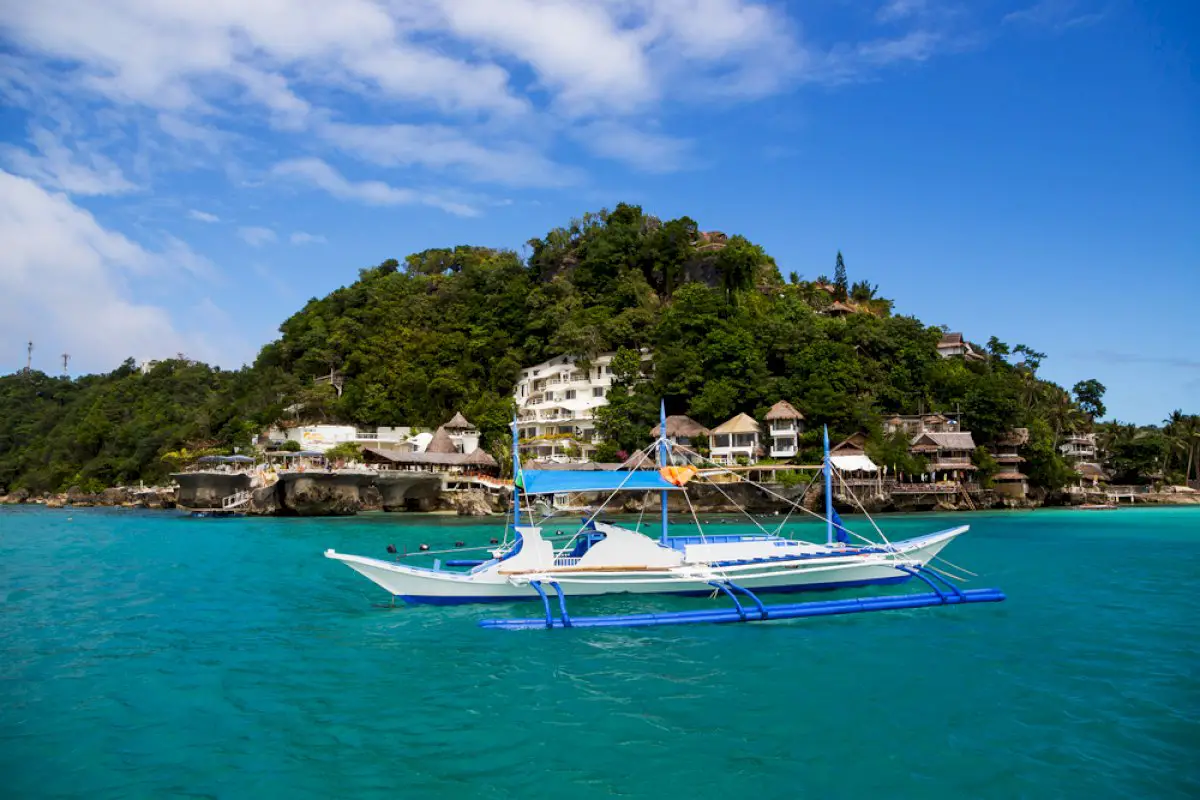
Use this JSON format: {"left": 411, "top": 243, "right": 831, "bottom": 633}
{"left": 325, "top": 403, "right": 1006, "bottom": 629}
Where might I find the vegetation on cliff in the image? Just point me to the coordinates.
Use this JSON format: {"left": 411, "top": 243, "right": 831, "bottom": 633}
{"left": 1, "top": 203, "right": 1194, "bottom": 494}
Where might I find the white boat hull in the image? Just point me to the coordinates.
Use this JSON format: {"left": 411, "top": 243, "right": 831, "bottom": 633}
{"left": 325, "top": 525, "right": 966, "bottom": 605}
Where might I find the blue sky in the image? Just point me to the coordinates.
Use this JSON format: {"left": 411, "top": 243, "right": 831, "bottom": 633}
{"left": 0, "top": 0, "right": 1195, "bottom": 423}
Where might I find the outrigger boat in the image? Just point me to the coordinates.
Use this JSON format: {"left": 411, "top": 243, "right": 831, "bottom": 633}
{"left": 325, "top": 404, "right": 1005, "bottom": 629}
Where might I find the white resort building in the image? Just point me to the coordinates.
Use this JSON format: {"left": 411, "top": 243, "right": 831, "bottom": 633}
{"left": 709, "top": 413, "right": 761, "bottom": 465}
{"left": 1059, "top": 433, "right": 1097, "bottom": 461}
{"left": 764, "top": 400, "right": 804, "bottom": 459}
{"left": 514, "top": 351, "right": 651, "bottom": 462}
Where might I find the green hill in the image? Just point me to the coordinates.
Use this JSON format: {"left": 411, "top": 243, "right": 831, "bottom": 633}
{"left": 4, "top": 202, "right": 1174, "bottom": 495}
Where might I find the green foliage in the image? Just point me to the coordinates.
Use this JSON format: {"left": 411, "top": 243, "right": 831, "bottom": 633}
{"left": 324, "top": 442, "right": 363, "bottom": 462}
{"left": 1023, "top": 419, "right": 1076, "bottom": 491}
{"left": 972, "top": 446, "right": 1000, "bottom": 488}
{"left": 0, "top": 203, "right": 1181, "bottom": 496}
{"left": 833, "top": 251, "right": 848, "bottom": 301}
{"left": 279, "top": 439, "right": 302, "bottom": 452}
{"left": 1072, "top": 379, "right": 1107, "bottom": 420}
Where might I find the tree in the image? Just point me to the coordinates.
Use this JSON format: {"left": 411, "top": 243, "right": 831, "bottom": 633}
{"left": 1072, "top": 379, "right": 1107, "bottom": 421}
{"left": 324, "top": 442, "right": 363, "bottom": 462}
{"left": 986, "top": 336, "right": 1010, "bottom": 359}
{"left": 833, "top": 251, "right": 848, "bottom": 301}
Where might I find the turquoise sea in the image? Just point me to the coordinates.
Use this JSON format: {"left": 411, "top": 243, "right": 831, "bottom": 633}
{"left": 1, "top": 505, "right": 1197, "bottom": 799}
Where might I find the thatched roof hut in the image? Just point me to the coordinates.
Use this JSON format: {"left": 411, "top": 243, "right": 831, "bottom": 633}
{"left": 458, "top": 447, "right": 497, "bottom": 468}
{"left": 764, "top": 400, "right": 804, "bottom": 421}
{"left": 444, "top": 412, "right": 474, "bottom": 430}
{"left": 425, "top": 426, "right": 458, "bottom": 454}
{"left": 711, "top": 413, "right": 760, "bottom": 435}
{"left": 650, "top": 415, "right": 710, "bottom": 438}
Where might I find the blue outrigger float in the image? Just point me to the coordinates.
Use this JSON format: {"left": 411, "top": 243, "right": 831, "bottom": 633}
{"left": 326, "top": 404, "right": 1006, "bottom": 630}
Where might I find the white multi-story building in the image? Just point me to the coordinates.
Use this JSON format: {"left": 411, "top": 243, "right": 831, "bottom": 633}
{"left": 709, "top": 413, "right": 762, "bottom": 465}
{"left": 1060, "top": 432, "right": 1097, "bottom": 461}
{"left": 514, "top": 351, "right": 650, "bottom": 462}
{"left": 764, "top": 401, "right": 804, "bottom": 459}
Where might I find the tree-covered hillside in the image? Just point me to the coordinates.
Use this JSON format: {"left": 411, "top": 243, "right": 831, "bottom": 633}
{"left": 1, "top": 203, "right": 1193, "bottom": 494}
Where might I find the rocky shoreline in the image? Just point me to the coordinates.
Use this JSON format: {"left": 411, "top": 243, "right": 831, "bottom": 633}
{"left": 3, "top": 480, "right": 1197, "bottom": 516}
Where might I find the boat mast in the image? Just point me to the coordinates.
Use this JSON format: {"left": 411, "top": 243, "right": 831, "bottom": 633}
{"left": 511, "top": 416, "right": 521, "bottom": 527}
{"left": 824, "top": 424, "right": 833, "bottom": 545}
{"left": 659, "top": 400, "right": 669, "bottom": 545}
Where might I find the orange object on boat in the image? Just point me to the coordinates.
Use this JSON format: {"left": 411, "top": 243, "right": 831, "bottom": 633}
{"left": 659, "top": 465, "right": 698, "bottom": 486}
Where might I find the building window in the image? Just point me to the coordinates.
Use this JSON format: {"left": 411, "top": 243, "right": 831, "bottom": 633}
{"left": 565, "top": 389, "right": 576, "bottom": 399}
{"left": 592, "top": 387, "right": 604, "bottom": 397}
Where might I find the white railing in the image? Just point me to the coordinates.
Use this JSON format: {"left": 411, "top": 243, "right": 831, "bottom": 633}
{"left": 222, "top": 490, "right": 252, "bottom": 509}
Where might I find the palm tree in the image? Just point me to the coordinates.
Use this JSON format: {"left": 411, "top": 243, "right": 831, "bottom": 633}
{"left": 1163, "top": 412, "right": 1200, "bottom": 484}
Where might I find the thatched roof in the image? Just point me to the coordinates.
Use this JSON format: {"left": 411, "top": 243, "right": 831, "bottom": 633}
{"left": 938, "top": 332, "right": 964, "bottom": 346}
{"left": 425, "top": 426, "right": 458, "bottom": 454}
{"left": 831, "top": 433, "right": 868, "bottom": 454}
{"left": 911, "top": 432, "right": 977, "bottom": 451}
{"left": 994, "top": 471, "right": 1027, "bottom": 481}
{"left": 620, "top": 451, "right": 657, "bottom": 470}
{"left": 458, "top": 447, "right": 497, "bottom": 467}
{"left": 998, "top": 428, "right": 1030, "bottom": 446}
{"left": 712, "top": 413, "right": 760, "bottom": 435}
{"left": 826, "top": 301, "right": 856, "bottom": 315}
{"left": 444, "top": 412, "right": 474, "bottom": 430}
{"left": 765, "top": 400, "right": 803, "bottom": 421}
{"left": 650, "top": 414, "right": 710, "bottom": 438}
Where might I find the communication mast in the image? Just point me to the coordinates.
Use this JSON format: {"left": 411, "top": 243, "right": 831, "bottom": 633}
{"left": 62, "top": 353, "right": 70, "bottom": 375}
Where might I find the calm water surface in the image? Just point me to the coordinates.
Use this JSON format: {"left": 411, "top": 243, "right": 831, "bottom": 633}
{"left": 1, "top": 506, "right": 1197, "bottom": 799}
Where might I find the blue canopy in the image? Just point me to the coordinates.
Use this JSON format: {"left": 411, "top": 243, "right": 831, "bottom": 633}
{"left": 518, "top": 469, "right": 681, "bottom": 495}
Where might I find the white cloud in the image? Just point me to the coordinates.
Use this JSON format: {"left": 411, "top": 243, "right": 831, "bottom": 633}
{"left": 573, "top": 122, "right": 693, "bottom": 173}
{"left": 1, "top": 126, "right": 136, "bottom": 196}
{"left": 188, "top": 209, "right": 219, "bottom": 223}
{"left": 1003, "top": 1, "right": 1106, "bottom": 29}
{"left": 876, "top": 0, "right": 928, "bottom": 23}
{"left": 237, "top": 226, "right": 277, "bottom": 247}
{"left": 272, "top": 158, "right": 478, "bottom": 217}
{"left": 318, "top": 121, "right": 575, "bottom": 187}
{"left": 290, "top": 231, "right": 326, "bottom": 245}
{"left": 0, "top": 169, "right": 223, "bottom": 373}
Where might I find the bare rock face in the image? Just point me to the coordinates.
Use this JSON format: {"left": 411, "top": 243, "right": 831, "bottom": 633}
{"left": 249, "top": 484, "right": 281, "bottom": 516}
{"left": 101, "top": 487, "right": 132, "bottom": 506}
{"left": 278, "top": 473, "right": 362, "bottom": 516}
{"left": 360, "top": 485, "right": 384, "bottom": 511}
{"left": 65, "top": 486, "right": 100, "bottom": 506}
{"left": 453, "top": 490, "right": 494, "bottom": 516}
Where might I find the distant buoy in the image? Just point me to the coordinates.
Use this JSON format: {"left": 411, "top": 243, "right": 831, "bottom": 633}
{"left": 386, "top": 544, "right": 397, "bottom": 554}
{"left": 555, "top": 529, "right": 564, "bottom": 535}
{"left": 419, "top": 544, "right": 430, "bottom": 551}
{"left": 454, "top": 541, "right": 464, "bottom": 548}
{"left": 490, "top": 538, "right": 499, "bottom": 544}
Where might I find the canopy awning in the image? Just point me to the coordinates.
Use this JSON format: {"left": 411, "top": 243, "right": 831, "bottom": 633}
{"left": 831, "top": 454, "right": 878, "bottom": 473}
{"left": 518, "top": 469, "right": 683, "bottom": 495}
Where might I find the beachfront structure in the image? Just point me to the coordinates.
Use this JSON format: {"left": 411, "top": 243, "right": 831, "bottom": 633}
{"left": 764, "top": 401, "right": 804, "bottom": 459}
{"left": 514, "top": 351, "right": 651, "bottom": 462}
{"left": 1059, "top": 433, "right": 1097, "bottom": 461}
{"left": 709, "top": 413, "right": 761, "bottom": 465}
{"left": 884, "top": 414, "right": 960, "bottom": 436}
{"left": 909, "top": 431, "right": 978, "bottom": 481}
{"left": 442, "top": 412, "right": 480, "bottom": 454}
{"left": 649, "top": 415, "right": 711, "bottom": 450}
{"left": 991, "top": 428, "right": 1030, "bottom": 499}
{"left": 361, "top": 415, "right": 497, "bottom": 475}
{"left": 936, "top": 333, "right": 985, "bottom": 361}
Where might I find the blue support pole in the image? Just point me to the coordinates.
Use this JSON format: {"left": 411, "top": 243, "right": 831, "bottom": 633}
{"left": 529, "top": 580, "right": 553, "bottom": 628}
{"left": 823, "top": 424, "right": 833, "bottom": 546}
{"left": 659, "top": 399, "right": 669, "bottom": 545}
{"left": 511, "top": 416, "right": 521, "bottom": 528}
